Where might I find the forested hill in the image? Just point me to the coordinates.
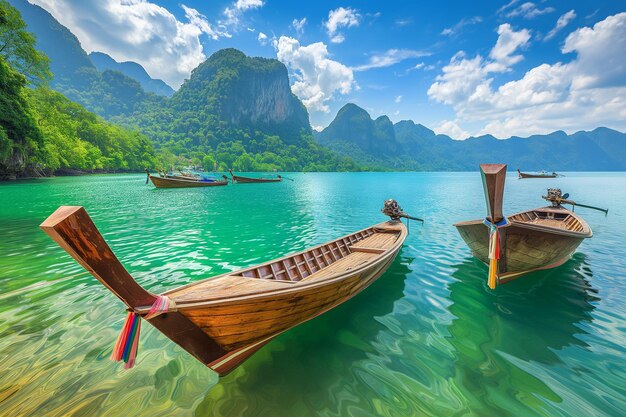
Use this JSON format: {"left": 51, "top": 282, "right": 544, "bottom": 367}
{"left": 116, "top": 48, "right": 356, "bottom": 172}
{"left": 9, "top": 0, "right": 155, "bottom": 118}
{"left": 89, "top": 52, "right": 174, "bottom": 97}
{"left": 316, "top": 103, "right": 626, "bottom": 171}
{"left": 0, "top": 0, "right": 155, "bottom": 178}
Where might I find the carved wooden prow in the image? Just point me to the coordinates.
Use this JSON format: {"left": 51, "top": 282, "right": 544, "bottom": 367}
{"left": 480, "top": 164, "right": 507, "bottom": 223}
{"left": 40, "top": 206, "right": 157, "bottom": 309}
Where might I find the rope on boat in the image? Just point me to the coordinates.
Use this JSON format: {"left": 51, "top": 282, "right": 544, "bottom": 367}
{"left": 111, "top": 295, "right": 174, "bottom": 369}
{"left": 483, "top": 218, "right": 508, "bottom": 289}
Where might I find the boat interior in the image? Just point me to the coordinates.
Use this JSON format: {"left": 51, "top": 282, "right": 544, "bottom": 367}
{"left": 508, "top": 209, "right": 585, "bottom": 233}
{"left": 166, "top": 223, "right": 403, "bottom": 303}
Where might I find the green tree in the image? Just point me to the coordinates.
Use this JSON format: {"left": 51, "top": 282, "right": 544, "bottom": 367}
{"left": 0, "top": 0, "right": 50, "bottom": 84}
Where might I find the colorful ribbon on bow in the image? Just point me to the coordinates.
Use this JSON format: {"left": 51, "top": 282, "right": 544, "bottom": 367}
{"left": 484, "top": 218, "right": 508, "bottom": 289}
{"left": 111, "top": 295, "right": 172, "bottom": 369}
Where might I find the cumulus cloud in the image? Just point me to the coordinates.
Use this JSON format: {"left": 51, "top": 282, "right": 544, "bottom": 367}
{"left": 234, "top": 0, "right": 264, "bottom": 11}
{"left": 545, "top": 10, "right": 576, "bottom": 41}
{"left": 429, "top": 24, "right": 530, "bottom": 106}
{"left": 428, "top": 13, "right": 626, "bottom": 137}
{"left": 325, "top": 7, "right": 360, "bottom": 43}
{"left": 434, "top": 120, "right": 470, "bottom": 140}
{"left": 291, "top": 17, "right": 307, "bottom": 36}
{"left": 353, "top": 49, "right": 430, "bottom": 71}
{"left": 441, "top": 16, "right": 482, "bottom": 36}
{"left": 30, "top": 0, "right": 264, "bottom": 88}
{"left": 257, "top": 32, "right": 269, "bottom": 45}
{"left": 274, "top": 36, "right": 354, "bottom": 113}
{"left": 395, "top": 95, "right": 402, "bottom": 103}
{"left": 505, "top": 2, "right": 555, "bottom": 19}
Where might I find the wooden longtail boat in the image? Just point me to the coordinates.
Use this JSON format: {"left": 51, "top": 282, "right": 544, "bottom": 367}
{"left": 40, "top": 200, "right": 413, "bottom": 375}
{"left": 455, "top": 164, "right": 604, "bottom": 287}
{"left": 147, "top": 172, "right": 228, "bottom": 188}
{"left": 229, "top": 169, "right": 282, "bottom": 183}
{"left": 517, "top": 169, "right": 559, "bottom": 179}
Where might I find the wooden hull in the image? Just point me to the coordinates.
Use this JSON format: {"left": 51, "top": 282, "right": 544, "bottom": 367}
{"left": 232, "top": 175, "right": 281, "bottom": 183}
{"left": 518, "top": 171, "right": 558, "bottom": 179}
{"left": 150, "top": 175, "right": 228, "bottom": 188}
{"left": 40, "top": 206, "right": 407, "bottom": 376}
{"left": 455, "top": 206, "right": 591, "bottom": 283}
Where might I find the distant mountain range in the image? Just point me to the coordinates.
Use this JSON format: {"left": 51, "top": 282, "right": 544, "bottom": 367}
{"left": 89, "top": 52, "right": 174, "bottom": 97}
{"left": 316, "top": 103, "right": 626, "bottom": 170}
{"left": 9, "top": 0, "right": 626, "bottom": 171}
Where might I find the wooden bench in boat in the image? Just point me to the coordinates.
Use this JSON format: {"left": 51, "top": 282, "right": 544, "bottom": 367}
{"left": 166, "top": 224, "right": 403, "bottom": 303}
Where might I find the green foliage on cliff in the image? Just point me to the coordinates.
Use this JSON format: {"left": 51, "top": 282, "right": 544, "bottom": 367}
{"left": 115, "top": 49, "right": 359, "bottom": 172}
{"left": 0, "top": 0, "right": 156, "bottom": 177}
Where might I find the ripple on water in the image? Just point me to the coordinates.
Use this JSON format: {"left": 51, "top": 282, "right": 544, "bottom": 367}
{"left": 1, "top": 172, "right": 625, "bottom": 416}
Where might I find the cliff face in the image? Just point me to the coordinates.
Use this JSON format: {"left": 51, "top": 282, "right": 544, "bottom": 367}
{"left": 172, "top": 49, "right": 311, "bottom": 142}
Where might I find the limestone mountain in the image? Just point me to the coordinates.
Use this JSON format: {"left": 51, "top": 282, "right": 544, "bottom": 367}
{"left": 9, "top": 0, "right": 151, "bottom": 118}
{"left": 169, "top": 49, "right": 310, "bottom": 143}
{"left": 89, "top": 52, "right": 174, "bottom": 97}
{"left": 316, "top": 104, "right": 626, "bottom": 170}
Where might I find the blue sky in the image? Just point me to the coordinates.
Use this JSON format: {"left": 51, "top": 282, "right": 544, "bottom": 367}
{"left": 28, "top": 0, "right": 626, "bottom": 138}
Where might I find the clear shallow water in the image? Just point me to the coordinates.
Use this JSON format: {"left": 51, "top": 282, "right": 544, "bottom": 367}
{"left": 0, "top": 172, "right": 625, "bottom": 416}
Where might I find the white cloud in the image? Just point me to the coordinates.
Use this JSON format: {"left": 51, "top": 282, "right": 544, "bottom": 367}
{"left": 428, "top": 13, "right": 626, "bottom": 137}
{"left": 325, "top": 7, "right": 360, "bottom": 43}
{"left": 395, "top": 95, "right": 403, "bottom": 103}
{"left": 291, "top": 17, "right": 307, "bottom": 36}
{"left": 505, "top": 2, "right": 555, "bottom": 19}
{"left": 312, "top": 125, "right": 325, "bottom": 132}
{"left": 353, "top": 49, "right": 430, "bottom": 71}
{"left": 29, "top": 0, "right": 264, "bottom": 88}
{"left": 274, "top": 36, "right": 354, "bottom": 113}
{"left": 257, "top": 31, "right": 268, "bottom": 45}
{"left": 222, "top": 0, "right": 264, "bottom": 28}
{"left": 545, "top": 10, "right": 576, "bottom": 41}
{"left": 428, "top": 24, "right": 530, "bottom": 106}
{"left": 488, "top": 23, "right": 531, "bottom": 68}
{"left": 441, "top": 16, "right": 482, "bottom": 36}
{"left": 434, "top": 120, "right": 470, "bottom": 139}
{"left": 234, "top": 0, "right": 264, "bottom": 11}
{"left": 395, "top": 18, "right": 412, "bottom": 27}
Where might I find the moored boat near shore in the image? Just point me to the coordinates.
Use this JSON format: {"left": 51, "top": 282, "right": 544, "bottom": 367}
{"left": 229, "top": 169, "right": 282, "bottom": 183}
{"left": 517, "top": 169, "right": 559, "bottom": 179}
{"left": 40, "top": 200, "right": 415, "bottom": 375}
{"left": 455, "top": 164, "right": 606, "bottom": 288}
{"left": 147, "top": 171, "right": 228, "bottom": 188}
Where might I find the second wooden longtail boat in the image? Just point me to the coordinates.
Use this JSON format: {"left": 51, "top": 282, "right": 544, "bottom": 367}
{"left": 455, "top": 164, "right": 606, "bottom": 288}
{"left": 40, "top": 200, "right": 415, "bottom": 375}
{"left": 229, "top": 169, "right": 282, "bottom": 183}
{"left": 147, "top": 170, "right": 228, "bottom": 188}
{"left": 517, "top": 169, "right": 559, "bottom": 179}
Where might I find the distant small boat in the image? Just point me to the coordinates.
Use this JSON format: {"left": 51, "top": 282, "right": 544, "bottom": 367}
{"left": 40, "top": 200, "right": 415, "bottom": 375}
{"left": 455, "top": 164, "right": 607, "bottom": 288}
{"left": 517, "top": 169, "right": 559, "bottom": 179}
{"left": 229, "top": 169, "right": 282, "bottom": 183}
{"left": 147, "top": 171, "right": 228, "bottom": 188}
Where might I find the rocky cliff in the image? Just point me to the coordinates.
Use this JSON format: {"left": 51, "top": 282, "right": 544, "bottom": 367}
{"left": 170, "top": 49, "right": 310, "bottom": 142}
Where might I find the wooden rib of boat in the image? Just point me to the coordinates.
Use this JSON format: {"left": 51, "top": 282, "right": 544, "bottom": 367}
{"left": 149, "top": 174, "right": 228, "bottom": 188}
{"left": 455, "top": 164, "right": 592, "bottom": 285}
{"left": 517, "top": 169, "right": 559, "bottom": 179}
{"left": 40, "top": 202, "right": 409, "bottom": 375}
{"left": 229, "top": 169, "right": 282, "bottom": 183}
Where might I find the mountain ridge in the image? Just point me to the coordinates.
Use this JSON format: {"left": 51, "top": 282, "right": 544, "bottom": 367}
{"left": 316, "top": 103, "right": 626, "bottom": 170}
{"left": 89, "top": 52, "right": 174, "bottom": 97}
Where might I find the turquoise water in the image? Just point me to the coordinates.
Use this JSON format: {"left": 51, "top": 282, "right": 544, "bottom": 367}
{"left": 0, "top": 172, "right": 625, "bottom": 416}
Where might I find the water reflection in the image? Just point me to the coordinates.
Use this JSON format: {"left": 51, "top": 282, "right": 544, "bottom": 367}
{"left": 193, "top": 255, "right": 412, "bottom": 416}
{"left": 445, "top": 253, "right": 598, "bottom": 414}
